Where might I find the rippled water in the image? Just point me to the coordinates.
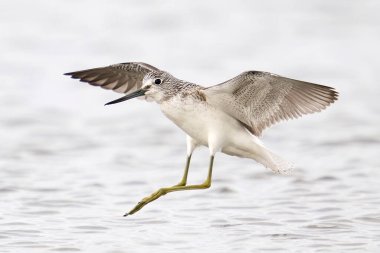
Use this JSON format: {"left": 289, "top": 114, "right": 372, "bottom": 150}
{"left": 1, "top": 0, "right": 380, "bottom": 252}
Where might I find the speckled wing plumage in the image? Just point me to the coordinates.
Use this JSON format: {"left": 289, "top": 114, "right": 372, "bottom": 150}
{"left": 64, "top": 62, "right": 159, "bottom": 94}
{"left": 204, "top": 71, "right": 338, "bottom": 136}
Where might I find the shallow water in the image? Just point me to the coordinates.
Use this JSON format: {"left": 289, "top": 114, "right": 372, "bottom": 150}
{"left": 1, "top": 0, "right": 380, "bottom": 252}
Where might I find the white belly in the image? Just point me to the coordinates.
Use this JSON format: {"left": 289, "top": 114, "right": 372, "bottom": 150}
{"left": 159, "top": 96, "right": 292, "bottom": 174}
{"left": 160, "top": 97, "right": 259, "bottom": 154}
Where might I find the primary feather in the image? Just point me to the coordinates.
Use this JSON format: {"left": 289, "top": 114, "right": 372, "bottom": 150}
{"left": 64, "top": 62, "right": 159, "bottom": 94}
{"left": 203, "top": 71, "right": 338, "bottom": 136}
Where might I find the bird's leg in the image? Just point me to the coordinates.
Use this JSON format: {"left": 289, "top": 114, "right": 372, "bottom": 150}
{"left": 125, "top": 156, "right": 214, "bottom": 216}
{"left": 173, "top": 155, "right": 192, "bottom": 187}
{"left": 173, "top": 135, "right": 197, "bottom": 187}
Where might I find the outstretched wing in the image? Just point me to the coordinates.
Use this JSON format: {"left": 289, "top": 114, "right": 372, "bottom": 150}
{"left": 203, "top": 71, "right": 338, "bottom": 136}
{"left": 64, "top": 62, "right": 159, "bottom": 94}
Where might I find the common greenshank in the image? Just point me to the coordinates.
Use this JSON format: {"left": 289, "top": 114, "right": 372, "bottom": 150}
{"left": 65, "top": 62, "right": 338, "bottom": 216}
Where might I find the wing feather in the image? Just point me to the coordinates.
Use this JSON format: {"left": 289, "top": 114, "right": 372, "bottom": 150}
{"left": 204, "top": 71, "right": 338, "bottom": 136}
{"left": 64, "top": 62, "right": 159, "bottom": 94}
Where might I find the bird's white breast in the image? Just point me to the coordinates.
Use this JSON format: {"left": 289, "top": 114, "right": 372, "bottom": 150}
{"left": 159, "top": 94, "right": 273, "bottom": 166}
{"left": 159, "top": 95, "right": 250, "bottom": 150}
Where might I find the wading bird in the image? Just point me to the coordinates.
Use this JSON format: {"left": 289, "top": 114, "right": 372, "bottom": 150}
{"left": 65, "top": 62, "right": 338, "bottom": 216}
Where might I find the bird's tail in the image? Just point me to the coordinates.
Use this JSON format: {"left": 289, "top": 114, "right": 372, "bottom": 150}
{"left": 253, "top": 146, "right": 294, "bottom": 175}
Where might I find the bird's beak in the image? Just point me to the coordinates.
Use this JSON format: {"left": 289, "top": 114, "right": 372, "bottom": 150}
{"left": 105, "top": 89, "right": 146, "bottom": 105}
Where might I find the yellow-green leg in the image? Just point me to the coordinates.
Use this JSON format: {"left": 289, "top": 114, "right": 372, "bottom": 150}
{"left": 124, "top": 155, "right": 214, "bottom": 216}
{"left": 173, "top": 155, "right": 192, "bottom": 187}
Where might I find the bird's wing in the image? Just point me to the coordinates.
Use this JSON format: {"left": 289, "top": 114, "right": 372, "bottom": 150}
{"left": 203, "top": 71, "right": 338, "bottom": 136}
{"left": 64, "top": 62, "right": 159, "bottom": 94}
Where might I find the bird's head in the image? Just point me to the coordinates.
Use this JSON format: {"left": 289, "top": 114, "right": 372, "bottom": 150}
{"left": 105, "top": 71, "right": 175, "bottom": 105}
{"left": 141, "top": 71, "right": 175, "bottom": 102}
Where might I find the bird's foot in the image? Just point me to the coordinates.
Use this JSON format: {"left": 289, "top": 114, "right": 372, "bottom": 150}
{"left": 123, "top": 180, "right": 211, "bottom": 216}
{"left": 172, "top": 180, "right": 186, "bottom": 187}
{"left": 124, "top": 188, "right": 167, "bottom": 216}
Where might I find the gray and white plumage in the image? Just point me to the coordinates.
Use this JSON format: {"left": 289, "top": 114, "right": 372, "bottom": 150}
{"left": 204, "top": 71, "right": 338, "bottom": 136}
{"left": 65, "top": 62, "right": 338, "bottom": 174}
{"left": 66, "top": 62, "right": 337, "bottom": 135}
{"left": 65, "top": 62, "right": 159, "bottom": 94}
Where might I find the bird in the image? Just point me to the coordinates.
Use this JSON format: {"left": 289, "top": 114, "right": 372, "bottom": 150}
{"left": 65, "top": 62, "right": 338, "bottom": 216}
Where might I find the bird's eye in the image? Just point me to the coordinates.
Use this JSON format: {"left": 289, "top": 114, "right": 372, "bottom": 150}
{"left": 154, "top": 79, "right": 162, "bottom": 85}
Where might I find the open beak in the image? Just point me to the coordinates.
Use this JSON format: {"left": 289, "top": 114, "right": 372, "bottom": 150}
{"left": 105, "top": 89, "right": 146, "bottom": 105}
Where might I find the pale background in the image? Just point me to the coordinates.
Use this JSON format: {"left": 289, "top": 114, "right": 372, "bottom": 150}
{"left": 1, "top": 0, "right": 379, "bottom": 252}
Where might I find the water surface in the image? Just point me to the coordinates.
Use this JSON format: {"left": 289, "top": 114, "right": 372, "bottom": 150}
{"left": 1, "top": 0, "right": 380, "bottom": 252}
